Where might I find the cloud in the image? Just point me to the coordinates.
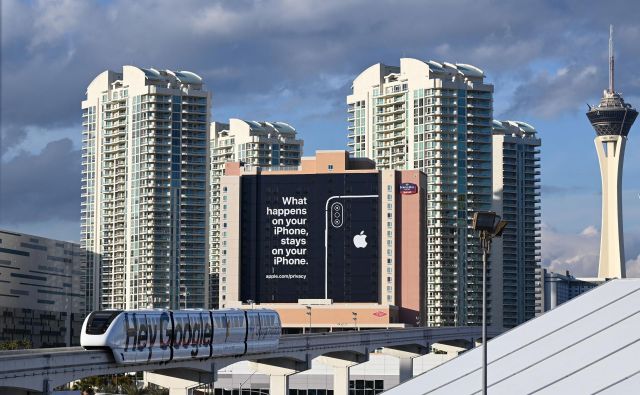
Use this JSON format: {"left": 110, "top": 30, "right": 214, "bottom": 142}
{"left": 0, "top": 138, "right": 80, "bottom": 225}
{"left": 29, "top": 0, "right": 90, "bottom": 49}
{"left": 542, "top": 223, "right": 600, "bottom": 277}
{"left": 543, "top": 222, "right": 640, "bottom": 278}
{"left": 3, "top": 0, "right": 640, "bottom": 238}
{"left": 0, "top": 125, "right": 28, "bottom": 157}
{"left": 505, "top": 64, "right": 599, "bottom": 118}
{"left": 626, "top": 254, "right": 640, "bottom": 277}
{"left": 580, "top": 225, "right": 599, "bottom": 237}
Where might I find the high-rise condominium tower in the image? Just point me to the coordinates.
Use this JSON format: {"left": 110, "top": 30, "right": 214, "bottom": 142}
{"left": 586, "top": 27, "right": 637, "bottom": 278}
{"left": 209, "top": 119, "right": 303, "bottom": 307}
{"left": 348, "top": 58, "right": 493, "bottom": 326}
{"left": 82, "top": 66, "right": 211, "bottom": 310}
{"left": 491, "top": 120, "right": 541, "bottom": 328}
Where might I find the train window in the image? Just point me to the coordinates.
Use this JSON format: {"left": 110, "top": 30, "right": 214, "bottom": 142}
{"left": 86, "top": 311, "right": 122, "bottom": 335}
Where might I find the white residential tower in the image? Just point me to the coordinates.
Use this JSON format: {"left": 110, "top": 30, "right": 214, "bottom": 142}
{"left": 348, "top": 58, "right": 494, "bottom": 326}
{"left": 491, "top": 120, "right": 541, "bottom": 328}
{"left": 82, "top": 66, "right": 211, "bottom": 310}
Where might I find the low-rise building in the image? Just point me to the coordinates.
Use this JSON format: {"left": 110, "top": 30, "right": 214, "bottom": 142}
{"left": 0, "top": 229, "right": 85, "bottom": 347}
{"left": 540, "top": 269, "right": 599, "bottom": 311}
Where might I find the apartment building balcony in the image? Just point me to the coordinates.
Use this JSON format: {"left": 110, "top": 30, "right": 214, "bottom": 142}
{"left": 379, "top": 88, "right": 406, "bottom": 99}
{"left": 466, "top": 100, "right": 492, "bottom": 109}
{"left": 377, "top": 114, "right": 406, "bottom": 125}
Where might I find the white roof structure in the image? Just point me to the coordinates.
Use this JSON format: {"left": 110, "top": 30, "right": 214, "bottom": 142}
{"left": 385, "top": 279, "right": 640, "bottom": 394}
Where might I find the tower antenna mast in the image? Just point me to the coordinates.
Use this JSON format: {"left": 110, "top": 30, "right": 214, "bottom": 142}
{"left": 609, "top": 24, "right": 615, "bottom": 93}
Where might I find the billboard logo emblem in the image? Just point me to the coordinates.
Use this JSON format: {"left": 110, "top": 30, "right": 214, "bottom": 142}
{"left": 353, "top": 230, "right": 368, "bottom": 248}
{"left": 399, "top": 183, "right": 418, "bottom": 195}
{"left": 373, "top": 311, "right": 387, "bottom": 317}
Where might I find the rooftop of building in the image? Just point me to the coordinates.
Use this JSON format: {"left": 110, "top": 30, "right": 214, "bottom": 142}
{"left": 351, "top": 57, "right": 488, "bottom": 92}
{"left": 492, "top": 120, "right": 538, "bottom": 138}
{"left": 386, "top": 278, "right": 640, "bottom": 394}
{"left": 212, "top": 118, "right": 299, "bottom": 140}
{"left": 0, "top": 228, "right": 79, "bottom": 247}
{"left": 85, "top": 65, "right": 206, "bottom": 96}
{"left": 224, "top": 150, "right": 377, "bottom": 176}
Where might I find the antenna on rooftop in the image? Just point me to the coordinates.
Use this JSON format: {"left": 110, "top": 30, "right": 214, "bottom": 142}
{"left": 609, "top": 24, "right": 615, "bottom": 93}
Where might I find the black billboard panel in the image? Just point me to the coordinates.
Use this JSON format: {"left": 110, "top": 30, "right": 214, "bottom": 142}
{"left": 240, "top": 173, "right": 380, "bottom": 303}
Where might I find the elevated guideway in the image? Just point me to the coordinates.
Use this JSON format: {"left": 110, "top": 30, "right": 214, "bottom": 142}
{"left": 0, "top": 326, "right": 497, "bottom": 395}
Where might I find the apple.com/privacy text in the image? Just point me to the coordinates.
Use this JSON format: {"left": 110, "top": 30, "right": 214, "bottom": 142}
{"left": 265, "top": 274, "right": 307, "bottom": 280}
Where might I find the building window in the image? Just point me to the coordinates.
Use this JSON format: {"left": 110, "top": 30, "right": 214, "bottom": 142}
{"left": 328, "top": 164, "right": 334, "bottom": 171}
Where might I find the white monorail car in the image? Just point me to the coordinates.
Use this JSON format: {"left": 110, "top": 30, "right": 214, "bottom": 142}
{"left": 80, "top": 309, "right": 281, "bottom": 364}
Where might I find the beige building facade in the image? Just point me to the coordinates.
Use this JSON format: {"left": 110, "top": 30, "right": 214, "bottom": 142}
{"left": 219, "top": 151, "right": 427, "bottom": 331}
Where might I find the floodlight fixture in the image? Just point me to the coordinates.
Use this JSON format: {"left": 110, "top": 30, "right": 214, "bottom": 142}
{"left": 472, "top": 211, "right": 498, "bottom": 232}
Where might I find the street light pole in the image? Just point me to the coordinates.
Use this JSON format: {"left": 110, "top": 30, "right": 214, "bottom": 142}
{"left": 481, "top": 231, "right": 490, "bottom": 395}
{"left": 472, "top": 212, "right": 507, "bottom": 395}
{"left": 352, "top": 312, "right": 358, "bottom": 330}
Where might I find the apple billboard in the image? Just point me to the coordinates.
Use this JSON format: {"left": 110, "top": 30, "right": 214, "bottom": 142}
{"left": 239, "top": 173, "right": 380, "bottom": 303}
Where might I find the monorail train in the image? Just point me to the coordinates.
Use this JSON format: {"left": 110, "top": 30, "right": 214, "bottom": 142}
{"left": 80, "top": 309, "right": 281, "bottom": 364}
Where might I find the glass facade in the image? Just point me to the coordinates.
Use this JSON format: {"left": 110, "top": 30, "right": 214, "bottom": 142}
{"left": 493, "top": 120, "right": 541, "bottom": 327}
{"left": 347, "top": 60, "right": 493, "bottom": 326}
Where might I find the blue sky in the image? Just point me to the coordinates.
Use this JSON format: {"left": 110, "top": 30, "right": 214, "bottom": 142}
{"left": 1, "top": 0, "right": 640, "bottom": 276}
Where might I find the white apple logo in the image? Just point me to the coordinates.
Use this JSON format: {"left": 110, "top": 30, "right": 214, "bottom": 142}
{"left": 353, "top": 230, "right": 368, "bottom": 248}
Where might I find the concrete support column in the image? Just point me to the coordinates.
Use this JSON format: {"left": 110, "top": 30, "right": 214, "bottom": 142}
{"left": 269, "top": 374, "right": 291, "bottom": 395}
{"left": 594, "top": 135, "right": 627, "bottom": 278}
{"left": 333, "top": 365, "right": 351, "bottom": 395}
{"left": 398, "top": 356, "right": 414, "bottom": 383}
{"left": 169, "top": 388, "right": 190, "bottom": 395}
{"left": 379, "top": 346, "right": 424, "bottom": 384}
{"left": 318, "top": 351, "right": 369, "bottom": 395}
{"left": 250, "top": 357, "right": 309, "bottom": 395}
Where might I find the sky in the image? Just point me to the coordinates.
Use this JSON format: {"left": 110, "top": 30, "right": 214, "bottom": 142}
{"left": 1, "top": 0, "right": 640, "bottom": 277}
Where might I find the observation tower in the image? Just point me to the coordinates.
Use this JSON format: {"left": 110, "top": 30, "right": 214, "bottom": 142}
{"left": 586, "top": 26, "right": 638, "bottom": 278}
